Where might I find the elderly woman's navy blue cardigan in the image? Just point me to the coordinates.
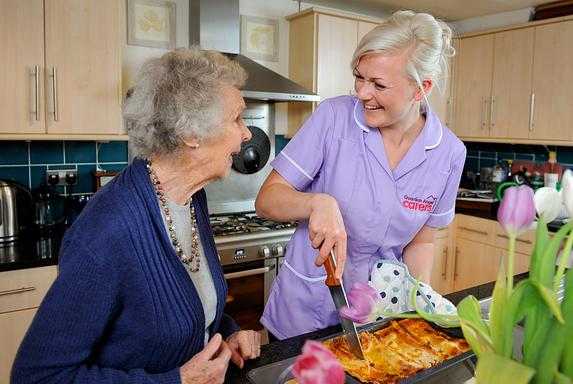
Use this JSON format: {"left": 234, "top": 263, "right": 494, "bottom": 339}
{"left": 11, "top": 158, "right": 239, "bottom": 384}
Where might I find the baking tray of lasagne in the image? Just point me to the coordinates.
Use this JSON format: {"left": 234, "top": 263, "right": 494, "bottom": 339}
{"left": 248, "top": 318, "right": 474, "bottom": 384}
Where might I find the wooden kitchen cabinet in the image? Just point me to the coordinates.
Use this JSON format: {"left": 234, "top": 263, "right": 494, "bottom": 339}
{"left": 316, "top": 15, "right": 358, "bottom": 101}
{"left": 0, "top": 0, "right": 124, "bottom": 140}
{"left": 530, "top": 20, "right": 573, "bottom": 142}
{"left": 490, "top": 28, "right": 534, "bottom": 140}
{"left": 453, "top": 238, "right": 501, "bottom": 291}
{"left": 430, "top": 228, "right": 455, "bottom": 295}
{"left": 286, "top": 9, "right": 381, "bottom": 137}
{"left": 0, "top": 0, "right": 46, "bottom": 134}
{"left": 453, "top": 34, "right": 494, "bottom": 138}
{"left": 0, "top": 265, "right": 57, "bottom": 382}
{"left": 0, "top": 308, "right": 38, "bottom": 381}
{"left": 451, "top": 15, "right": 573, "bottom": 145}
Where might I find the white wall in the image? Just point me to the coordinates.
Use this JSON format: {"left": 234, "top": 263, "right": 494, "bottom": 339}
{"left": 451, "top": 7, "right": 533, "bottom": 35}
{"left": 121, "top": 0, "right": 381, "bottom": 135}
{"left": 122, "top": 0, "right": 189, "bottom": 91}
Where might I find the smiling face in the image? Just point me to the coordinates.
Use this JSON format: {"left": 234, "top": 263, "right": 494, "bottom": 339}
{"left": 353, "top": 51, "right": 422, "bottom": 129}
{"left": 202, "top": 86, "right": 251, "bottom": 179}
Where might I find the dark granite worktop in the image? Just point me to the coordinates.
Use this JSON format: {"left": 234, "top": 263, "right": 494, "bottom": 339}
{"left": 228, "top": 273, "right": 529, "bottom": 383}
{"left": 0, "top": 227, "right": 64, "bottom": 272}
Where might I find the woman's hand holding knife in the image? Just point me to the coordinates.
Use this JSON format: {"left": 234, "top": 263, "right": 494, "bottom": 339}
{"left": 308, "top": 193, "right": 347, "bottom": 279}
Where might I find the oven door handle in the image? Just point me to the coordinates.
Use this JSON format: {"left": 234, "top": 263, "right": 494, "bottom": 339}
{"left": 224, "top": 266, "right": 274, "bottom": 280}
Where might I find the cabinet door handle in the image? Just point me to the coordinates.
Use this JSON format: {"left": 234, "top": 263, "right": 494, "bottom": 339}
{"left": 30, "top": 65, "right": 40, "bottom": 121}
{"left": 458, "top": 226, "right": 488, "bottom": 236}
{"left": 51, "top": 67, "right": 59, "bottom": 121}
{"left": 481, "top": 97, "right": 488, "bottom": 130}
{"left": 529, "top": 93, "right": 535, "bottom": 132}
{"left": 0, "top": 286, "right": 36, "bottom": 297}
{"left": 489, "top": 96, "right": 495, "bottom": 129}
{"left": 453, "top": 247, "right": 460, "bottom": 280}
{"left": 441, "top": 248, "right": 448, "bottom": 278}
{"left": 496, "top": 234, "right": 532, "bottom": 244}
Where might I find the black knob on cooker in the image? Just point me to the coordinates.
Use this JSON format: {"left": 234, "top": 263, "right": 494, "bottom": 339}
{"left": 243, "top": 147, "right": 260, "bottom": 172}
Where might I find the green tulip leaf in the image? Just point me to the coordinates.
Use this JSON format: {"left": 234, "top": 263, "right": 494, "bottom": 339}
{"left": 531, "top": 281, "right": 565, "bottom": 324}
{"left": 475, "top": 353, "right": 535, "bottom": 384}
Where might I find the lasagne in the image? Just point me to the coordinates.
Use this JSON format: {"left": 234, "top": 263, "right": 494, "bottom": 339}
{"left": 322, "top": 319, "right": 470, "bottom": 384}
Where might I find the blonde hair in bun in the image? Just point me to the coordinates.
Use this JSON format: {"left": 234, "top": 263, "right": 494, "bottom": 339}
{"left": 352, "top": 10, "right": 455, "bottom": 102}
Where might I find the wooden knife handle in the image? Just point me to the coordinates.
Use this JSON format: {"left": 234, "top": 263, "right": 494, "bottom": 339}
{"left": 324, "top": 251, "right": 340, "bottom": 287}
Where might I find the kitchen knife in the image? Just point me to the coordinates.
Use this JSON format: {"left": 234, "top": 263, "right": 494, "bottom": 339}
{"left": 324, "top": 250, "right": 365, "bottom": 359}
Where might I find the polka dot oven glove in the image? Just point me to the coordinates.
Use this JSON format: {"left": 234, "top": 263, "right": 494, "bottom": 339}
{"left": 369, "top": 259, "right": 457, "bottom": 320}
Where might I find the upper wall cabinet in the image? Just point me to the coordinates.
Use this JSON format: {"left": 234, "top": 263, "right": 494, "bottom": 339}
{"left": 452, "top": 16, "right": 573, "bottom": 145}
{"left": 286, "top": 9, "right": 380, "bottom": 137}
{"left": 0, "top": 0, "right": 124, "bottom": 140}
{"left": 453, "top": 34, "right": 495, "bottom": 138}
{"left": 530, "top": 20, "right": 573, "bottom": 142}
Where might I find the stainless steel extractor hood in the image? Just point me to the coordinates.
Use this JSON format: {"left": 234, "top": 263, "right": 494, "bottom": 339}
{"left": 189, "top": 0, "right": 320, "bottom": 102}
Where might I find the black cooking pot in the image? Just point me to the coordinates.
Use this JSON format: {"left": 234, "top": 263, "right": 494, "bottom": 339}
{"left": 232, "top": 125, "right": 271, "bottom": 174}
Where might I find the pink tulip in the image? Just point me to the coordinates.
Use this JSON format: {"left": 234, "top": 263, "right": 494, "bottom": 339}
{"left": 292, "top": 340, "right": 345, "bottom": 384}
{"left": 339, "top": 282, "right": 379, "bottom": 324}
{"left": 497, "top": 185, "right": 536, "bottom": 236}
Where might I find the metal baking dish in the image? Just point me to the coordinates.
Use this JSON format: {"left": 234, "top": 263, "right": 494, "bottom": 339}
{"left": 248, "top": 318, "right": 475, "bottom": 384}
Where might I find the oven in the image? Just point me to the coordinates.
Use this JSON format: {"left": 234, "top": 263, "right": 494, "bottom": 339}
{"left": 216, "top": 227, "right": 294, "bottom": 334}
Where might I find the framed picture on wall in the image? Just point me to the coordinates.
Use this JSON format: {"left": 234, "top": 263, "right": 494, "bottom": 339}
{"left": 127, "top": 0, "right": 176, "bottom": 49}
{"left": 240, "top": 15, "right": 279, "bottom": 62}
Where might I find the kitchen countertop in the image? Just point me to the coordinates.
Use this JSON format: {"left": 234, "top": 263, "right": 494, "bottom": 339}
{"left": 227, "top": 273, "right": 529, "bottom": 384}
{"left": 0, "top": 227, "right": 64, "bottom": 272}
{"left": 456, "top": 200, "right": 567, "bottom": 233}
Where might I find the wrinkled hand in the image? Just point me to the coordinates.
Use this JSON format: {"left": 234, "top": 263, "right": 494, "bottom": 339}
{"left": 226, "top": 330, "right": 261, "bottom": 368}
{"left": 180, "top": 333, "right": 232, "bottom": 384}
{"left": 308, "top": 194, "right": 347, "bottom": 279}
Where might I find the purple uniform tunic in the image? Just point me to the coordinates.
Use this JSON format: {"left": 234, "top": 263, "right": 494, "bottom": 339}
{"left": 261, "top": 96, "right": 466, "bottom": 339}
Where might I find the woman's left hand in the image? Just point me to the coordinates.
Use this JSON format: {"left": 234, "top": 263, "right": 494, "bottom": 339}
{"left": 226, "top": 330, "right": 261, "bottom": 368}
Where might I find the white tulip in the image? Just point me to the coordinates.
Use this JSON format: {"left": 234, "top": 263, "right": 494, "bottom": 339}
{"left": 562, "top": 169, "right": 573, "bottom": 219}
{"left": 534, "top": 187, "right": 562, "bottom": 223}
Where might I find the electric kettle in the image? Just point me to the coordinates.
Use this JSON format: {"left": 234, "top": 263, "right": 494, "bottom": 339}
{"left": 0, "top": 180, "right": 32, "bottom": 243}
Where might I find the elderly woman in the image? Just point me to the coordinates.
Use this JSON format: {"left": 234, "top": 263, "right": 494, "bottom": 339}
{"left": 256, "top": 11, "right": 466, "bottom": 339}
{"left": 11, "top": 48, "right": 260, "bottom": 384}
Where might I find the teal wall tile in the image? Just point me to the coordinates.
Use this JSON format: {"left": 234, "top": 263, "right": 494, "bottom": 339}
{"left": 30, "top": 141, "right": 63, "bottom": 164}
{"left": 480, "top": 158, "right": 496, "bottom": 168}
{"left": 0, "top": 141, "right": 28, "bottom": 165}
{"left": 557, "top": 148, "right": 573, "bottom": 164}
{"left": 516, "top": 153, "right": 534, "bottom": 160}
{"left": 0, "top": 166, "right": 29, "bottom": 187}
{"left": 65, "top": 141, "right": 96, "bottom": 163}
{"left": 75, "top": 164, "right": 97, "bottom": 194}
{"left": 30, "top": 166, "right": 47, "bottom": 190}
{"left": 498, "top": 152, "right": 515, "bottom": 161}
{"left": 98, "top": 142, "right": 128, "bottom": 163}
{"left": 99, "top": 163, "right": 128, "bottom": 172}
{"left": 275, "top": 135, "right": 289, "bottom": 154}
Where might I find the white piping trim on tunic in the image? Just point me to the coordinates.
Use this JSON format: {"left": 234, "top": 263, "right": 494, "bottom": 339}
{"left": 353, "top": 99, "right": 370, "bottom": 132}
{"left": 429, "top": 206, "right": 455, "bottom": 217}
{"left": 424, "top": 123, "right": 443, "bottom": 150}
{"left": 283, "top": 260, "right": 327, "bottom": 282}
{"left": 281, "top": 152, "right": 314, "bottom": 181}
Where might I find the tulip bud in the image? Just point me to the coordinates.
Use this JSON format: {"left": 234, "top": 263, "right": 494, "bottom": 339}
{"left": 339, "top": 282, "right": 380, "bottom": 324}
{"left": 498, "top": 185, "right": 536, "bottom": 236}
{"left": 292, "top": 340, "right": 345, "bottom": 384}
{"left": 534, "top": 187, "right": 562, "bottom": 223}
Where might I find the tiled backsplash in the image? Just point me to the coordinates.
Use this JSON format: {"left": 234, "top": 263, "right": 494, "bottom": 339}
{"left": 0, "top": 141, "right": 129, "bottom": 194}
{"left": 463, "top": 142, "right": 573, "bottom": 174}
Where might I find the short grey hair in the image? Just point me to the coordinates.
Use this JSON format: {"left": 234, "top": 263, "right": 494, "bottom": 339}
{"left": 124, "top": 47, "right": 247, "bottom": 158}
{"left": 352, "top": 10, "right": 455, "bottom": 98}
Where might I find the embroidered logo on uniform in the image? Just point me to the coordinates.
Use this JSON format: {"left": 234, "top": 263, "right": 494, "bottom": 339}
{"left": 402, "top": 195, "right": 437, "bottom": 212}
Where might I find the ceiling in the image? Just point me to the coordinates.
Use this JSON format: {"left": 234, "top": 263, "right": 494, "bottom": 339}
{"left": 302, "top": 0, "right": 556, "bottom": 21}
